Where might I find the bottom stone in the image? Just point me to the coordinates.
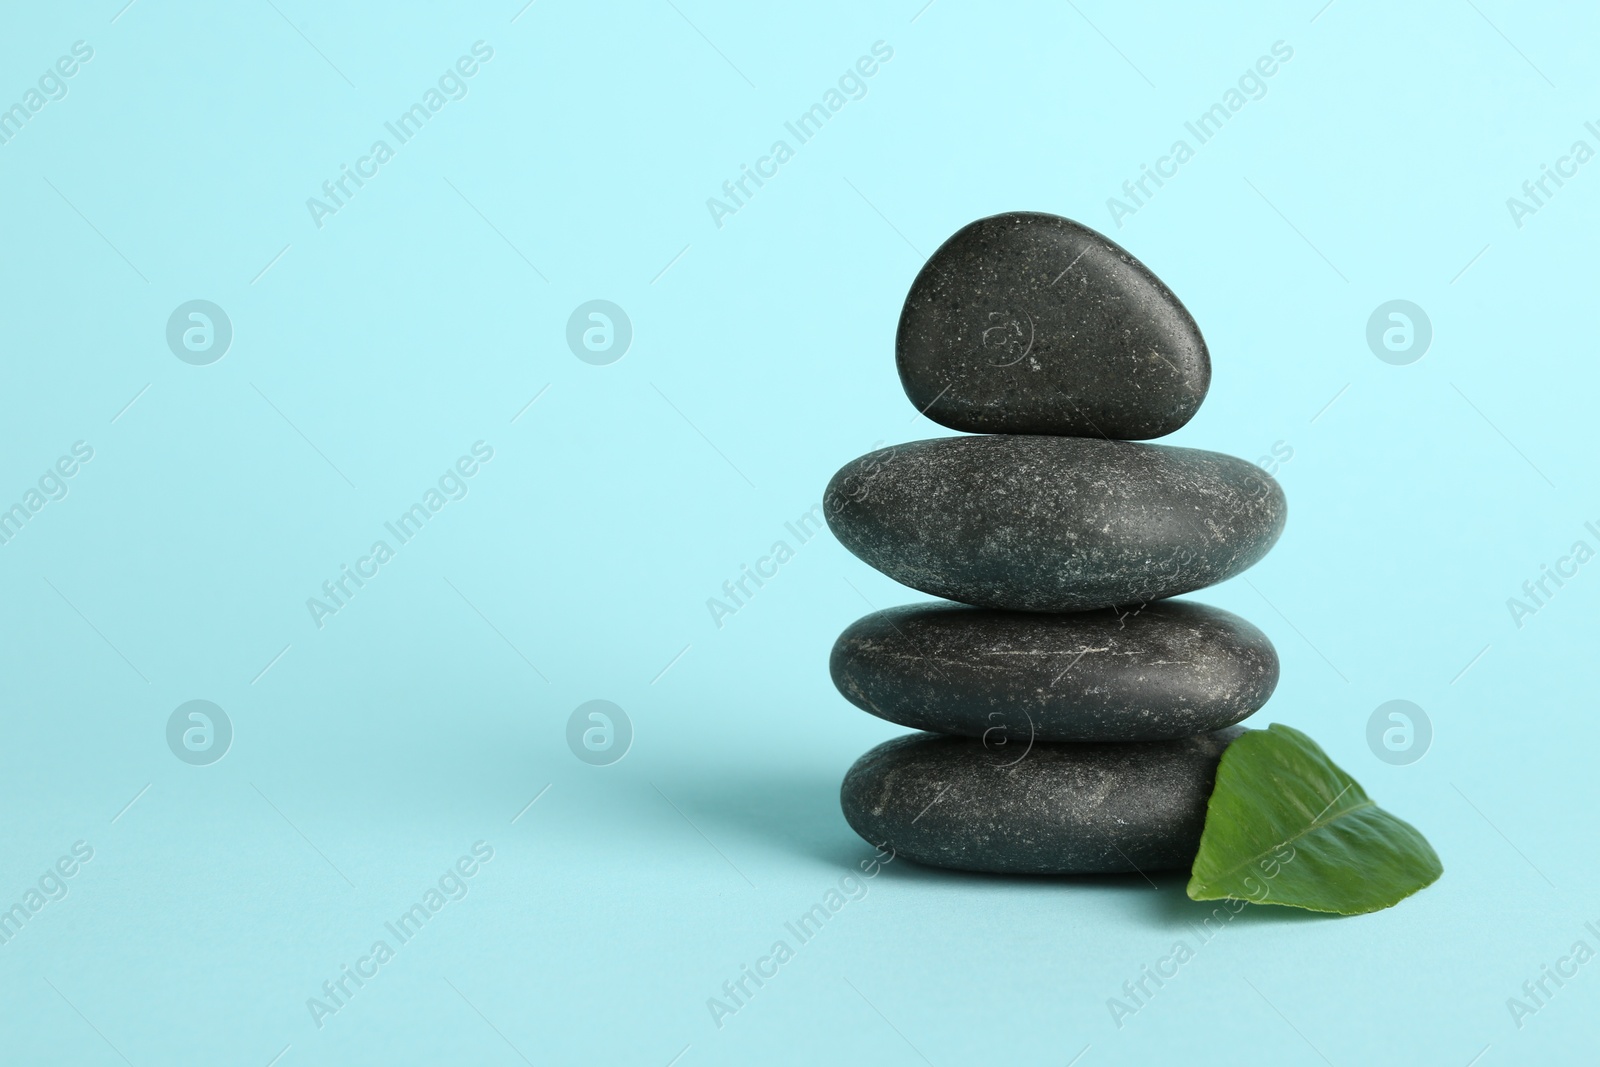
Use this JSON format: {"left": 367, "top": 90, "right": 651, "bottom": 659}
{"left": 840, "top": 728, "right": 1244, "bottom": 874}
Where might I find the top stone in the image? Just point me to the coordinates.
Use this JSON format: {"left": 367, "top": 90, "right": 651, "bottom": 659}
{"left": 897, "top": 212, "right": 1210, "bottom": 439}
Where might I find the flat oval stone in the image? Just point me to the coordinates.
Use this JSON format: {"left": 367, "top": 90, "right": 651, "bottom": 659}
{"left": 897, "top": 212, "right": 1209, "bottom": 439}
{"left": 831, "top": 599, "right": 1277, "bottom": 742}
{"left": 824, "top": 435, "right": 1285, "bottom": 612}
{"left": 841, "top": 728, "right": 1245, "bottom": 874}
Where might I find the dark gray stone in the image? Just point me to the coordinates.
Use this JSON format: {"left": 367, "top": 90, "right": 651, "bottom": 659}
{"left": 840, "top": 728, "right": 1245, "bottom": 874}
{"left": 824, "top": 435, "right": 1285, "bottom": 612}
{"left": 897, "top": 212, "right": 1209, "bottom": 439}
{"left": 831, "top": 599, "right": 1277, "bottom": 742}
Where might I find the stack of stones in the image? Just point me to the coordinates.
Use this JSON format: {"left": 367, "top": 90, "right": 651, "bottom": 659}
{"left": 825, "top": 212, "right": 1287, "bottom": 876}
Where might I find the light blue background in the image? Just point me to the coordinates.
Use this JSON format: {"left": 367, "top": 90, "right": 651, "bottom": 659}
{"left": 1, "top": 1, "right": 1595, "bottom": 1064}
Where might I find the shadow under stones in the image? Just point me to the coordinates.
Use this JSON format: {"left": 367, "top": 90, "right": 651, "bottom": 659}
{"left": 862, "top": 861, "right": 1342, "bottom": 930}
{"left": 661, "top": 765, "right": 868, "bottom": 870}
{"left": 1132, "top": 871, "right": 1339, "bottom": 928}
{"left": 665, "top": 767, "right": 1338, "bottom": 926}
{"left": 665, "top": 763, "right": 1162, "bottom": 888}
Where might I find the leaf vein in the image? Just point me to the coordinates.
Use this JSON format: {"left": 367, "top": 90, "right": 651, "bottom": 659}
{"left": 1196, "top": 798, "right": 1376, "bottom": 891}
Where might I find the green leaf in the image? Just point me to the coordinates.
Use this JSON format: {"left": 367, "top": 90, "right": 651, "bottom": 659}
{"left": 1186, "top": 723, "right": 1442, "bottom": 915}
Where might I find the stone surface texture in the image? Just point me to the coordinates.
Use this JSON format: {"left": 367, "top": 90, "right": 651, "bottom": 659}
{"left": 840, "top": 727, "right": 1247, "bottom": 874}
{"left": 831, "top": 599, "right": 1278, "bottom": 742}
{"left": 896, "top": 211, "right": 1210, "bottom": 439}
{"left": 824, "top": 434, "right": 1286, "bottom": 612}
